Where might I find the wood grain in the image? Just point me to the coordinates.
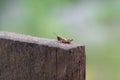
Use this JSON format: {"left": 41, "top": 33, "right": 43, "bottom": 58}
{"left": 0, "top": 32, "right": 85, "bottom": 80}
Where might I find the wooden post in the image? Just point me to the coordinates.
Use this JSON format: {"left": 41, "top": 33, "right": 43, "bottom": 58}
{"left": 0, "top": 32, "right": 85, "bottom": 80}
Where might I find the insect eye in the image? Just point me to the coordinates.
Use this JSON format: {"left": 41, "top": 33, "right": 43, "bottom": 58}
{"left": 57, "top": 36, "right": 62, "bottom": 40}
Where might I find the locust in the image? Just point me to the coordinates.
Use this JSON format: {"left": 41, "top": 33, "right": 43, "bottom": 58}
{"left": 53, "top": 33, "right": 73, "bottom": 44}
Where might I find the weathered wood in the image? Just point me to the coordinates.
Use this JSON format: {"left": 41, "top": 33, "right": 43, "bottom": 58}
{"left": 0, "top": 32, "right": 85, "bottom": 80}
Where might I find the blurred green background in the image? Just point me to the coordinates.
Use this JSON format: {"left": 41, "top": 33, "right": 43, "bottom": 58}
{"left": 0, "top": 0, "right": 120, "bottom": 80}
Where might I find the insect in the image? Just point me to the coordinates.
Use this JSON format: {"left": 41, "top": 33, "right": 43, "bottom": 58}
{"left": 53, "top": 33, "right": 73, "bottom": 44}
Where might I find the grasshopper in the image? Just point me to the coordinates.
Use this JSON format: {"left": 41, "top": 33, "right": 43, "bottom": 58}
{"left": 53, "top": 33, "right": 73, "bottom": 44}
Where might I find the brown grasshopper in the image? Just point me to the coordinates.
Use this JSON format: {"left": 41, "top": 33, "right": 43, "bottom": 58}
{"left": 53, "top": 33, "right": 73, "bottom": 44}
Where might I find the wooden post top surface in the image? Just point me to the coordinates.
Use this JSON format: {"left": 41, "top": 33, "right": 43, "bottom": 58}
{"left": 0, "top": 32, "right": 84, "bottom": 50}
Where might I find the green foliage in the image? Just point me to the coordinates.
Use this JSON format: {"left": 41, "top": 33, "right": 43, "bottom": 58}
{"left": 0, "top": 0, "right": 120, "bottom": 80}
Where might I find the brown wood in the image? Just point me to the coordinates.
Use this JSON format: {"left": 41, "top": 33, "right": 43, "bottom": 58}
{"left": 0, "top": 32, "right": 85, "bottom": 80}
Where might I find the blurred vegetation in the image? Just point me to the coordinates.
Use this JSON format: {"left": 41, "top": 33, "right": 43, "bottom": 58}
{"left": 0, "top": 0, "right": 120, "bottom": 80}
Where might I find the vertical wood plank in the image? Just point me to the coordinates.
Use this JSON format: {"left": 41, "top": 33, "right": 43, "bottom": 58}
{"left": 0, "top": 32, "right": 85, "bottom": 80}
